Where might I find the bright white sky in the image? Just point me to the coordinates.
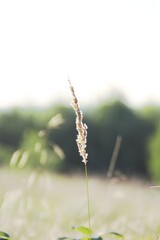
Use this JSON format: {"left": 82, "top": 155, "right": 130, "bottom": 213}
{"left": 0, "top": 0, "right": 160, "bottom": 109}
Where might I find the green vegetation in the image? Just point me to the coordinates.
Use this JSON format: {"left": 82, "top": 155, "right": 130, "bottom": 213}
{"left": 1, "top": 89, "right": 160, "bottom": 239}
{"left": 0, "top": 100, "right": 160, "bottom": 181}
{"left": 148, "top": 123, "right": 160, "bottom": 182}
{"left": 0, "top": 75, "right": 160, "bottom": 182}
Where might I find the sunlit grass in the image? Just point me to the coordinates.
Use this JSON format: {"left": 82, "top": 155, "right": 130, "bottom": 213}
{"left": 0, "top": 168, "right": 160, "bottom": 240}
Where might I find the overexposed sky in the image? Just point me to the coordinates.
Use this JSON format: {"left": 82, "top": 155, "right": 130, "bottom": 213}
{"left": 0, "top": 0, "right": 160, "bottom": 108}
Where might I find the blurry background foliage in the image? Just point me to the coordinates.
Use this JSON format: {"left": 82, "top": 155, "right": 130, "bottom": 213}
{"left": 0, "top": 100, "right": 160, "bottom": 181}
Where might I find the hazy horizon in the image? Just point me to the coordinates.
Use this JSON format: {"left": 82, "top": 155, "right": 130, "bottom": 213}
{"left": 0, "top": 0, "right": 160, "bottom": 109}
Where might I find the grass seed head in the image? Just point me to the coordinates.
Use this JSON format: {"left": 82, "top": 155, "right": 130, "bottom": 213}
{"left": 68, "top": 80, "right": 88, "bottom": 165}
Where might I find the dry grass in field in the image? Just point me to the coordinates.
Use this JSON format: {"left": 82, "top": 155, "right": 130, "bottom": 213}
{"left": 0, "top": 82, "right": 159, "bottom": 240}
{"left": 68, "top": 79, "right": 88, "bottom": 165}
{"left": 0, "top": 168, "right": 160, "bottom": 240}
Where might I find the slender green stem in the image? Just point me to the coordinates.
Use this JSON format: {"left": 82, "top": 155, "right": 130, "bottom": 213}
{"left": 84, "top": 164, "right": 91, "bottom": 230}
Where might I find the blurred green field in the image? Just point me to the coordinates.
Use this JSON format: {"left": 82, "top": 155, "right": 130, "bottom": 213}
{"left": 0, "top": 168, "right": 160, "bottom": 240}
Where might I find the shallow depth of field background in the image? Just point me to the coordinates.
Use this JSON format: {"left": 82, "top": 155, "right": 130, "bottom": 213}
{"left": 1, "top": 1, "right": 160, "bottom": 239}
{"left": 0, "top": 101, "right": 160, "bottom": 240}
{"left": 1, "top": 168, "right": 160, "bottom": 240}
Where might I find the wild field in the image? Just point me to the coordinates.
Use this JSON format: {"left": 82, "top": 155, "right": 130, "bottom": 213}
{"left": 0, "top": 168, "right": 160, "bottom": 240}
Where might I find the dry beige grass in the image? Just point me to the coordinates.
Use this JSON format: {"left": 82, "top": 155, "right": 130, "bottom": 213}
{"left": 0, "top": 168, "right": 160, "bottom": 240}
{"left": 68, "top": 80, "right": 88, "bottom": 165}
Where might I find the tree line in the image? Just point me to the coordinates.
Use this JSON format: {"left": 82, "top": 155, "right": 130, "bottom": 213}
{"left": 0, "top": 100, "right": 160, "bottom": 181}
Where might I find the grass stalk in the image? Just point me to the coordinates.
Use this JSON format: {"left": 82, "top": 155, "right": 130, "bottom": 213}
{"left": 84, "top": 163, "right": 91, "bottom": 230}
{"left": 107, "top": 135, "right": 122, "bottom": 178}
{"left": 68, "top": 79, "right": 92, "bottom": 237}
